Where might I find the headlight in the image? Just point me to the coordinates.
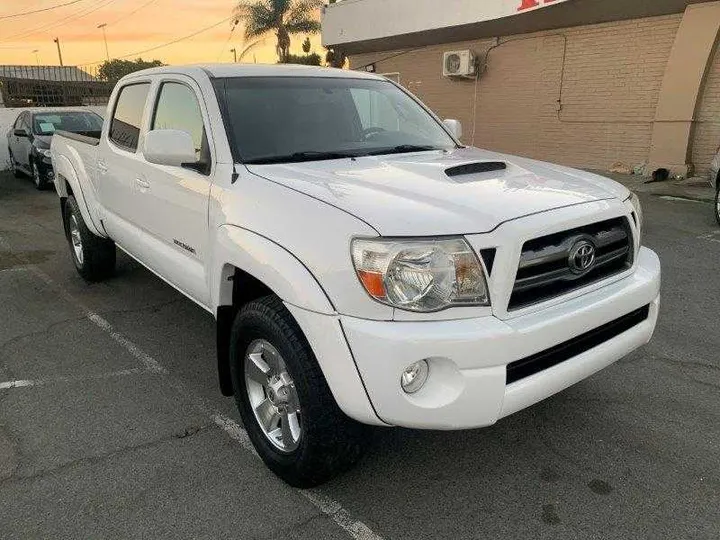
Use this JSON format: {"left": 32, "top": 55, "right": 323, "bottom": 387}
{"left": 626, "top": 192, "right": 643, "bottom": 239}
{"left": 351, "top": 237, "right": 489, "bottom": 312}
{"left": 40, "top": 149, "right": 52, "bottom": 158}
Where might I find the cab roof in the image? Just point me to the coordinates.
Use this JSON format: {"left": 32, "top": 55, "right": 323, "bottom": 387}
{"left": 122, "top": 63, "right": 383, "bottom": 81}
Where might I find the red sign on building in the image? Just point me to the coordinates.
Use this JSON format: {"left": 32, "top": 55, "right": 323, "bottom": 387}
{"left": 518, "top": 0, "right": 561, "bottom": 12}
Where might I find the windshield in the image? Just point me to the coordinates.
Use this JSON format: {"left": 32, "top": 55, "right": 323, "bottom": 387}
{"left": 32, "top": 112, "right": 103, "bottom": 136}
{"left": 218, "top": 76, "right": 457, "bottom": 164}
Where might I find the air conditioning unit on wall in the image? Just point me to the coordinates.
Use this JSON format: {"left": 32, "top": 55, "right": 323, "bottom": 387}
{"left": 443, "top": 50, "right": 477, "bottom": 78}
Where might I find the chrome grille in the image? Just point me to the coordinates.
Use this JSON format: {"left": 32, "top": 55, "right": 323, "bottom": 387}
{"left": 509, "top": 217, "right": 633, "bottom": 310}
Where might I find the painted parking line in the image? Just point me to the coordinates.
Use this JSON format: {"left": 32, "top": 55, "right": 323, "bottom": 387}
{"left": 659, "top": 195, "right": 706, "bottom": 203}
{"left": 697, "top": 231, "right": 720, "bottom": 244}
{"left": 0, "top": 368, "right": 147, "bottom": 391}
{"left": 0, "top": 235, "right": 384, "bottom": 540}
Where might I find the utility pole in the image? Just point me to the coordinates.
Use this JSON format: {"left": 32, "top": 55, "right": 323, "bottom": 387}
{"left": 97, "top": 23, "right": 109, "bottom": 61}
{"left": 53, "top": 38, "right": 63, "bottom": 66}
{"left": 230, "top": 48, "right": 237, "bottom": 63}
{"left": 32, "top": 49, "right": 40, "bottom": 66}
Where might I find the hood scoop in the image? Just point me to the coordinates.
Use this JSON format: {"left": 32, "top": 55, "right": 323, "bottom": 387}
{"left": 445, "top": 161, "right": 507, "bottom": 180}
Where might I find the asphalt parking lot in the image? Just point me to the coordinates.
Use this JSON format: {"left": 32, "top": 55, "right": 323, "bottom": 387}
{"left": 0, "top": 171, "right": 719, "bottom": 540}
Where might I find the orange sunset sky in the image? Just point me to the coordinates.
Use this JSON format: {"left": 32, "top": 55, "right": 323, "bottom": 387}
{"left": 0, "top": 0, "right": 324, "bottom": 69}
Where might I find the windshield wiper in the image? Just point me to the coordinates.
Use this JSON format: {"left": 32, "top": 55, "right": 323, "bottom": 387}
{"left": 367, "top": 144, "right": 442, "bottom": 156}
{"left": 245, "top": 151, "right": 358, "bottom": 165}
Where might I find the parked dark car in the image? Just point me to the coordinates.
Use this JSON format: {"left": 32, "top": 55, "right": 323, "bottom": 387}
{"left": 6, "top": 110, "right": 103, "bottom": 190}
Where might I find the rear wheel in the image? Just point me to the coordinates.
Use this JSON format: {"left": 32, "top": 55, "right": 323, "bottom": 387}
{"left": 230, "top": 295, "right": 366, "bottom": 488}
{"left": 715, "top": 183, "right": 720, "bottom": 227}
{"left": 63, "top": 195, "right": 116, "bottom": 281}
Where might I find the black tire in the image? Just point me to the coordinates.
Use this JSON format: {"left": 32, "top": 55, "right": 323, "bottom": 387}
{"left": 31, "top": 159, "right": 46, "bottom": 190}
{"left": 715, "top": 183, "right": 720, "bottom": 227}
{"left": 63, "top": 195, "right": 116, "bottom": 281}
{"left": 229, "top": 295, "right": 366, "bottom": 488}
{"left": 8, "top": 150, "right": 22, "bottom": 178}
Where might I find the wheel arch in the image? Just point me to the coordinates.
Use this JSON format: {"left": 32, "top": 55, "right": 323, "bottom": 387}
{"left": 213, "top": 225, "right": 336, "bottom": 396}
{"left": 53, "top": 154, "right": 105, "bottom": 238}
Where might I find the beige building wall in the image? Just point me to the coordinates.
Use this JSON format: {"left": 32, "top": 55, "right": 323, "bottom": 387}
{"left": 351, "top": 14, "right": 683, "bottom": 171}
{"left": 691, "top": 41, "right": 720, "bottom": 173}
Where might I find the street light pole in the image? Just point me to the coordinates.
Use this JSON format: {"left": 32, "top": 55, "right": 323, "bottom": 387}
{"left": 230, "top": 48, "right": 237, "bottom": 63}
{"left": 32, "top": 49, "right": 40, "bottom": 66}
{"left": 97, "top": 23, "right": 109, "bottom": 61}
{"left": 53, "top": 38, "right": 63, "bottom": 66}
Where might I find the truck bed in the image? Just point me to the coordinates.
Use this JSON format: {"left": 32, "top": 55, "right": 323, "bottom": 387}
{"left": 54, "top": 130, "right": 101, "bottom": 146}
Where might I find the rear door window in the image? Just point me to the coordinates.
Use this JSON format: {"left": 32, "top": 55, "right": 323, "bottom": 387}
{"left": 109, "top": 83, "right": 150, "bottom": 151}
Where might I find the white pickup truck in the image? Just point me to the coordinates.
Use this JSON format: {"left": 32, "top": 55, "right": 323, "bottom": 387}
{"left": 52, "top": 64, "right": 661, "bottom": 487}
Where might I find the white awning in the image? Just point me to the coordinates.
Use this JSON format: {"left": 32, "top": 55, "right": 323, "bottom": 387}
{"left": 322, "top": 0, "right": 706, "bottom": 53}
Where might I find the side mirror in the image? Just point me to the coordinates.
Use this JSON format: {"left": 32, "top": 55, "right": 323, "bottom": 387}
{"left": 143, "top": 129, "right": 197, "bottom": 167}
{"left": 13, "top": 128, "right": 28, "bottom": 138}
{"left": 443, "top": 119, "right": 463, "bottom": 140}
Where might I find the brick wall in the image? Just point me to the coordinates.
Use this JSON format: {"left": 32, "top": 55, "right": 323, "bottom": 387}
{"left": 691, "top": 41, "right": 720, "bottom": 175}
{"left": 351, "top": 14, "right": 682, "bottom": 171}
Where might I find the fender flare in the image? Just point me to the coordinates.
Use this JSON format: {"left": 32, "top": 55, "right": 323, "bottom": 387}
{"left": 54, "top": 154, "right": 106, "bottom": 238}
{"left": 212, "top": 225, "right": 335, "bottom": 315}
{"left": 212, "top": 226, "right": 382, "bottom": 424}
{"left": 212, "top": 225, "right": 336, "bottom": 397}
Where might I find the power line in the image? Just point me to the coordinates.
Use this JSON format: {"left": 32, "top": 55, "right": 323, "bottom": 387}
{"left": 0, "top": 0, "right": 116, "bottom": 43}
{"left": 70, "top": 0, "right": 161, "bottom": 41}
{"left": 108, "top": 0, "right": 161, "bottom": 27}
{"left": 83, "top": 15, "right": 235, "bottom": 65}
{"left": 0, "top": 0, "right": 85, "bottom": 20}
{"left": 216, "top": 18, "right": 240, "bottom": 62}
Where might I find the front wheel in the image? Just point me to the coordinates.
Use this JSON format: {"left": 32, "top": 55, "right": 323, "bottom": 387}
{"left": 63, "top": 196, "right": 116, "bottom": 281}
{"left": 230, "top": 295, "right": 366, "bottom": 488}
{"left": 32, "top": 160, "right": 46, "bottom": 190}
{"left": 8, "top": 150, "right": 22, "bottom": 178}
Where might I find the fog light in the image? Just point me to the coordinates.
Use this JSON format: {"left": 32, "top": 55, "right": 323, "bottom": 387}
{"left": 400, "top": 360, "right": 429, "bottom": 394}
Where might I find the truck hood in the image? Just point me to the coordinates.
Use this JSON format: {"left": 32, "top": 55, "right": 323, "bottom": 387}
{"left": 246, "top": 147, "right": 629, "bottom": 236}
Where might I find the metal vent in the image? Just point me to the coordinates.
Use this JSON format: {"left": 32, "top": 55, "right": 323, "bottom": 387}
{"left": 445, "top": 162, "right": 507, "bottom": 178}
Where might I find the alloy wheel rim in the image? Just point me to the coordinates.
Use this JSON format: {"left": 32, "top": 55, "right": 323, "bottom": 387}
{"left": 244, "top": 339, "right": 302, "bottom": 453}
{"left": 69, "top": 215, "right": 84, "bottom": 265}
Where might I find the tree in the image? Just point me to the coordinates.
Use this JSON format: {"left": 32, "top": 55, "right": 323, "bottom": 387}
{"left": 234, "top": 0, "right": 321, "bottom": 63}
{"left": 284, "top": 52, "right": 322, "bottom": 65}
{"left": 325, "top": 47, "right": 346, "bottom": 68}
{"left": 302, "top": 36, "right": 311, "bottom": 55}
{"left": 98, "top": 58, "right": 164, "bottom": 82}
{"left": 237, "top": 38, "right": 265, "bottom": 62}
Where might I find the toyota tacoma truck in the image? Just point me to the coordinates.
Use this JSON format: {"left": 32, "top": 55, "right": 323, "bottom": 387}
{"left": 51, "top": 64, "right": 660, "bottom": 487}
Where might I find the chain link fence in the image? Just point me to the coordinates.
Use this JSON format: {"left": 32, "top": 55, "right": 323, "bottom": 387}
{"left": 0, "top": 65, "right": 112, "bottom": 108}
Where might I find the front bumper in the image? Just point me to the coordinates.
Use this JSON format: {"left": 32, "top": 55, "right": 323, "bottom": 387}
{"left": 35, "top": 156, "right": 54, "bottom": 181}
{"left": 337, "top": 247, "right": 660, "bottom": 429}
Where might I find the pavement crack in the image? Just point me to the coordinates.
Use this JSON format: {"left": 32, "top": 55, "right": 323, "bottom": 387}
{"left": 0, "top": 314, "right": 89, "bottom": 351}
{"left": 0, "top": 425, "right": 212, "bottom": 487}
{"left": 94, "top": 298, "right": 186, "bottom": 317}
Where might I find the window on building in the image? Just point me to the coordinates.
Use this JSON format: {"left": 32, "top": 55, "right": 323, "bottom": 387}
{"left": 109, "top": 83, "right": 150, "bottom": 151}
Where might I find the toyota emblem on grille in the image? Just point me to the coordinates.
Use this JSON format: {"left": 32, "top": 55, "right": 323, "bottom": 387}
{"left": 568, "top": 240, "right": 596, "bottom": 274}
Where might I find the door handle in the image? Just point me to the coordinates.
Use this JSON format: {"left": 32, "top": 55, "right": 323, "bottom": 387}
{"left": 97, "top": 161, "right": 108, "bottom": 174}
{"left": 135, "top": 178, "right": 150, "bottom": 190}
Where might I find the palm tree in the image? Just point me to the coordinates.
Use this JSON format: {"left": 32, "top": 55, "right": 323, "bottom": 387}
{"left": 237, "top": 38, "right": 265, "bottom": 62}
{"left": 234, "top": 0, "right": 322, "bottom": 63}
